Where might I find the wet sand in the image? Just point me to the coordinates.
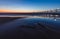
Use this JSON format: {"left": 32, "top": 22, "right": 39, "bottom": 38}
{"left": 0, "top": 17, "right": 60, "bottom": 39}
{"left": 0, "top": 17, "right": 25, "bottom": 25}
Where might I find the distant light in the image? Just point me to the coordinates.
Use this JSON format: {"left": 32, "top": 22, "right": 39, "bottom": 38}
{"left": 55, "top": 15, "right": 58, "bottom": 17}
{"left": 54, "top": 19, "right": 57, "bottom": 21}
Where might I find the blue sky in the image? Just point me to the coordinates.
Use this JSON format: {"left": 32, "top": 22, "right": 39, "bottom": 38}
{"left": 0, "top": 0, "right": 60, "bottom": 12}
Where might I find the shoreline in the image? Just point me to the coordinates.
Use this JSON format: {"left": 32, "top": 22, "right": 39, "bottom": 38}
{"left": 0, "top": 17, "right": 25, "bottom": 25}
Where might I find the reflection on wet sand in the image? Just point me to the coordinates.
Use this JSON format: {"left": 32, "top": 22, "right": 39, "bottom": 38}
{"left": 0, "top": 14, "right": 60, "bottom": 25}
{"left": 0, "top": 17, "right": 24, "bottom": 25}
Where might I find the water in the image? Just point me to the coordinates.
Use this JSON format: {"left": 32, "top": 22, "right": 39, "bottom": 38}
{"left": 0, "top": 14, "right": 60, "bottom": 31}
{"left": 0, "top": 12, "right": 60, "bottom": 38}
{"left": 0, "top": 17, "right": 60, "bottom": 32}
{"left": 0, "top": 16, "right": 60, "bottom": 39}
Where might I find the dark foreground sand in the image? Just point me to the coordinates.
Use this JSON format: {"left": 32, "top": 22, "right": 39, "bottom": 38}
{"left": 0, "top": 17, "right": 60, "bottom": 39}
{"left": 0, "top": 17, "right": 24, "bottom": 25}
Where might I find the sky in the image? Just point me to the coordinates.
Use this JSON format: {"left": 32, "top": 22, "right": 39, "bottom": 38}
{"left": 0, "top": 0, "right": 60, "bottom": 12}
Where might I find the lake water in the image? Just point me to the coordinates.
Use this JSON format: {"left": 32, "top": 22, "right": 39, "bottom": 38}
{"left": 0, "top": 16, "right": 60, "bottom": 39}
{"left": 0, "top": 17, "right": 60, "bottom": 32}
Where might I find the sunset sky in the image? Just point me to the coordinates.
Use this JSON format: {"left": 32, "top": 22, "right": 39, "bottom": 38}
{"left": 0, "top": 0, "right": 60, "bottom": 12}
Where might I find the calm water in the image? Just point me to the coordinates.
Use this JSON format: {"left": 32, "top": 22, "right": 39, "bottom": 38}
{"left": 0, "top": 14, "right": 60, "bottom": 39}
{"left": 0, "top": 17, "right": 60, "bottom": 32}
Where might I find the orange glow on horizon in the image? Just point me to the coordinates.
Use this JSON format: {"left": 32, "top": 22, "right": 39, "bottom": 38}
{"left": 0, "top": 9, "right": 44, "bottom": 13}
